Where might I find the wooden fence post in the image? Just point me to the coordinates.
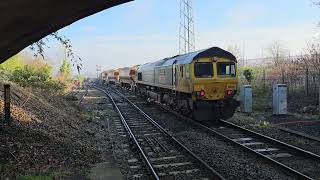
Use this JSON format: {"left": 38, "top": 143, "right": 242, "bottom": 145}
{"left": 4, "top": 84, "right": 10, "bottom": 124}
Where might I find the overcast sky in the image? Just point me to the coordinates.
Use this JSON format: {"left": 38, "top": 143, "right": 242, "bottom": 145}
{"left": 41, "top": 0, "right": 320, "bottom": 76}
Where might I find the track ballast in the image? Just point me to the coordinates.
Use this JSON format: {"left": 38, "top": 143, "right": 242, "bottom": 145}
{"left": 95, "top": 86, "right": 224, "bottom": 180}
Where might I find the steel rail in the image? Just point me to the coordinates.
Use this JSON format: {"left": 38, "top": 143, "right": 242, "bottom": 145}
{"left": 147, "top": 100, "right": 315, "bottom": 180}
{"left": 203, "top": 121, "right": 314, "bottom": 180}
{"left": 105, "top": 86, "right": 225, "bottom": 180}
{"left": 277, "top": 126, "right": 320, "bottom": 143}
{"left": 219, "top": 119, "right": 320, "bottom": 161}
{"left": 78, "top": 88, "right": 89, "bottom": 104}
{"left": 95, "top": 87, "right": 160, "bottom": 180}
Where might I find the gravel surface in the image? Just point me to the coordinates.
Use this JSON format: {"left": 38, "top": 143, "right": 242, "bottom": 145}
{"left": 107, "top": 88, "right": 217, "bottom": 179}
{"left": 115, "top": 87, "right": 294, "bottom": 180}
{"left": 281, "top": 122, "right": 320, "bottom": 139}
{"left": 228, "top": 115, "right": 320, "bottom": 157}
{"left": 86, "top": 87, "right": 151, "bottom": 180}
{"left": 207, "top": 122, "right": 320, "bottom": 179}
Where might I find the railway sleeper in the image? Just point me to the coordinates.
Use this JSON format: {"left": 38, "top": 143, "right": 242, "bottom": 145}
{"left": 133, "top": 130, "right": 159, "bottom": 134}
{"left": 142, "top": 147, "right": 177, "bottom": 154}
{"left": 131, "top": 174, "right": 144, "bottom": 179}
{"left": 241, "top": 142, "right": 265, "bottom": 146}
{"left": 254, "top": 148, "right": 280, "bottom": 153}
{"left": 157, "top": 169, "right": 201, "bottom": 177}
{"left": 127, "top": 125, "right": 153, "bottom": 129}
{"left": 149, "top": 155, "right": 185, "bottom": 162}
{"left": 150, "top": 156, "right": 191, "bottom": 164}
{"left": 232, "top": 137, "right": 253, "bottom": 142}
{"left": 265, "top": 153, "right": 293, "bottom": 159}
{"left": 153, "top": 162, "right": 193, "bottom": 169}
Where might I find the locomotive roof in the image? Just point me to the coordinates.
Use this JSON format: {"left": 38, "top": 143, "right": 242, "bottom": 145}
{"left": 174, "top": 46, "right": 237, "bottom": 65}
{"left": 139, "top": 47, "right": 236, "bottom": 69}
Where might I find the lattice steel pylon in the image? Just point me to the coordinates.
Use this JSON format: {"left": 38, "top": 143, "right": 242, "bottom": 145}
{"left": 179, "top": 0, "right": 195, "bottom": 54}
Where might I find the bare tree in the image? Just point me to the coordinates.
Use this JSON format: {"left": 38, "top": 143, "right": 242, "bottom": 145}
{"left": 267, "top": 41, "right": 288, "bottom": 83}
{"left": 227, "top": 45, "right": 242, "bottom": 59}
{"left": 227, "top": 45, "right": 243, "bottom": 66}
{"left": 299, "top": 43, "right": 320, "bottom": 112}
{"left": 268, "top": 41, "right": 287, "bottom": 65}
{"left": 29, "top": 32, "right": 83, "bottom": 74}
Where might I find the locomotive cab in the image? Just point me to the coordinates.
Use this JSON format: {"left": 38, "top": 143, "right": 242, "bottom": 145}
{"left": 190, "top": 57, "right": 239, "bottom": 121}
{"left": 192, "top": 57, "right": 237, "bottom": 100}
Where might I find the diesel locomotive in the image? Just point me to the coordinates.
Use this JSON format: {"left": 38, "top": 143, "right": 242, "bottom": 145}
{"left": 102, "top": 47, "right": 239, "bottom": 121}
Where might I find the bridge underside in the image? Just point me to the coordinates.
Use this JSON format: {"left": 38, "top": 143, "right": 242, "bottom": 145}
{"left": 0, "top": 0, "right": 132, "bottom": 63}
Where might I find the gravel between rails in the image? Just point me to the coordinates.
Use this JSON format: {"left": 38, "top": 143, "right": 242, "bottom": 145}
{"left": 85, "top": 88, "right": 150, "bottom": 179}
{"left": 104, "top": 87, "right": 222, "bottom": 180}
{"left": 115, "top": 87, "right": 294, "bottom": 180}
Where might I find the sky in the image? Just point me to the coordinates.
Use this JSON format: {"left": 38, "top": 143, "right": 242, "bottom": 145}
{"left": 38, "top": 0, "right": 320, "bottom": 76}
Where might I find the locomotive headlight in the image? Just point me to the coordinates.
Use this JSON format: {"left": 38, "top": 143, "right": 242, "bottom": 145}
{"left": 196, "top": 90, "right": 206, "bottom": 97}
{"left": 212, "top": 57, "right": 219, "bottom": 62}
{"left": 200, "top": 90, "right": 205, "bottom": 96}
{"left": 226, "top": 90, "right": 234, "bottom": 96}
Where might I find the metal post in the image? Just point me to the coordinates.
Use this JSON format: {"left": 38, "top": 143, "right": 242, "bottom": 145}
{"left": 4, "top": 84, "right": 10, "bottom": 124}
{"left": 240, "top": 85, "right": 252, "bottom": 113}
{"left": 318, "top": 74, "right": 320, "bottom": 114}
{"left": 263, "top": 69, "right": 266, "bottom": 91}
{"left": 305, "top": 68, "right": 309, "bottom": 96}
{"left": 273, "top": 84, "right": 287, "bottom": 115}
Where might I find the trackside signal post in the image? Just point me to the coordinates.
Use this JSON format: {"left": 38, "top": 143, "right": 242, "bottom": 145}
{"left": 4, "top": 84, "right": 11, "bottom": 123}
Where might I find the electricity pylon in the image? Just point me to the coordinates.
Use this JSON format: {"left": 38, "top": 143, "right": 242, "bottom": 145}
{"left": 179, "top": 0, "right": 195, "bottom": 54}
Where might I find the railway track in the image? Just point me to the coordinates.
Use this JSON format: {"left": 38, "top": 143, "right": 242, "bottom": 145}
{"left": 65, "top": 87, "right": 88, "bottom": 104}
{"left": 78, "top": 88, "right": 88, "bottom": 104}
{"left": 95, "top": 86, "right": 224, "bottom": 180}
{"left": 201, "top": 120, "right": 320, "bottom": 180}
{"left": 102, "top": 85, "right": 320, "bottom": 179}
{"left": 277, "top": 125, "right": 320, "bottom": 143}
{"left": 151, "top": 100, "right": 320, "bottom": 180}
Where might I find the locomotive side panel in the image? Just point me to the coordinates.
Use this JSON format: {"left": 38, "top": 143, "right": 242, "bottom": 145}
{"left": 174, "top": 64, "right": 193, "bottom": 94}
{"left": 154, "top": 65, "right": 174, "bottom": 89}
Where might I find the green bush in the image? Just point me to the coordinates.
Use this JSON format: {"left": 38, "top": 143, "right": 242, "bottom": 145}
{"left": 10, "top": 64, "right": 65, "bottom": 93}
{"left": 0, "top": 54, "right": 24, "bottom": 71}
{"left": 243, "top": 68, "right": 255, "bottom": 85}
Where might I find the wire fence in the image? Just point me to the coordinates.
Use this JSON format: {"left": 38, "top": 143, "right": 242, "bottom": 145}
{"left": 238, "top": 56, "right": 320, "bottom": 111}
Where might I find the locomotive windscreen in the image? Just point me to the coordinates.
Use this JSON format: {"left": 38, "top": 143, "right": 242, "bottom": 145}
{"left": 194, "top": 62, "right": 213, "bottom": 78}
{"left": 217, "top": 63, "right": 236, "bottom": 77}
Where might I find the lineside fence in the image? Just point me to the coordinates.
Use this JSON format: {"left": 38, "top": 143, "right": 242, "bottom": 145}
{"left": 238, "top": 56, "right": 320, "bottom": 111}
